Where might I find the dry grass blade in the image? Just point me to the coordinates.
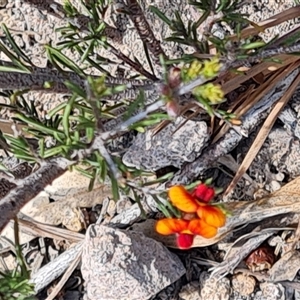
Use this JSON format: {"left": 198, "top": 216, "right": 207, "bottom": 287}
{"left": 206, "top": 7, "right": 300, "bottom": 55}
{"left": 230, "top": 5, "right": 300, "bottom": 40}
{"left": 14, "top": 216, "right": 84, "bottom": 243}
{"left": 45, "top": 248, "right": 82, "bottom": 300}
{"left": 0, "top": 119, "right": 26, "bottom": 135}
{"left": 218, "top": 54, "right": 299, "bottom": 95}
{"left": 213, "top": 58, "right": 300, "bottom": 143}
{"left": 282, "top": 213, "right": 300, "bottom": 253}
{"left": 223, "top": 62, "right": 300, "bottom": 197}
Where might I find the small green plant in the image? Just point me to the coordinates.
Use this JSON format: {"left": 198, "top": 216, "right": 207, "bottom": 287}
{"left": 0, "top": 220, "right": 35, "bottom": 300}
{"left": 0, "top": 271, "right": 36, "bottom": 300}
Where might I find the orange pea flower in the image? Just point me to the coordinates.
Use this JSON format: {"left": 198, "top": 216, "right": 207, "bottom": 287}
{"left": 156, "top": 184, "right": 226, "bottom": 249}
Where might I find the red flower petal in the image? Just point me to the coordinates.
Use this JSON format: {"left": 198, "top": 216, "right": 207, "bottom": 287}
{"left": 196, "top": 205, "right": 226, "bottom": 228}
{"left": 156, "top": 218, "right": 189, "bottom": 235}
{"left": 192, "top": 184, "right": 215, "bottom": 203}
{"left": 168, "top": 185, "right": 198, "bottom": 213}
{"left": 176, "top": 233, "right": 194, "bottom": 249}
{"left": 188, "top": 218, "right": 218, "bottom": 238}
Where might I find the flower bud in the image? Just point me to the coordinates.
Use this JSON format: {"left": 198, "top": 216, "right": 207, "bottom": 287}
{"left": 160, "top": 84, "right": 172, "bottom": 97}
{"left": 177, "top": 233, "right": 194, "bottom": 249}
{"left": 192, "top": 183, "right": 215, "bottom": 203}
{"left": 166, "top": 100, "right": 180, "bottom": 118}
{"left": 168, "top": 67, "right": 182, "bottom": 88}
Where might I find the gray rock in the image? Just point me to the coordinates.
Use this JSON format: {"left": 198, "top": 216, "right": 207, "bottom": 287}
{"left": 123, "top": 117, "right": 209, "bottom": 171}
{"left": 254, "top": 283, "right": 285, "bottom": 300}
{"left": 179, "top": 281, "right": 201, "bottom": 300}
{"left": 199, "top": 271, "right": 231, "bottom": 300}
{"left": 81, "top": 224, "right": 186, "bottom": 300}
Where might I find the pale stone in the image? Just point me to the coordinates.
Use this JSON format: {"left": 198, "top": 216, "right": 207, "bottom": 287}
{"left": 232, "top": 273, "right": 256, "bottom": 297}
{"left": 179, "top": 281, "right": 201, "bottom": 300}
{"left": 199, "top": 272, "right": 231, "bottom": 300}
{"left": 81, "top": 224, "right": 186, "bottom": 300}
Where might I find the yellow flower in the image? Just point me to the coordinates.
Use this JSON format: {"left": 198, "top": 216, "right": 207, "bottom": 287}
{"left": 202, "top": 57, "right": 222, "bottom": 79}
{"left": 182, "top": 60, "right": 202, "bottom": 82}
{"left": 193, "top": 83, "right": 224, "bottom": 104}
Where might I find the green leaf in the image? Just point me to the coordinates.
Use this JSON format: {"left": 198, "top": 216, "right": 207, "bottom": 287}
{"left": 240, "top": 41, "right": 266, "bottom": 50}
{"left": 38, "top": 138, "right": 45, "bottom": 157}
{"left": 132, "top": 188, "right": 147, "bottom": 218}
{"left": 98, "top": 154, "right": 107, "bottom": 181}
{"left": 134, "top": 126, "right": 145, "bottom": 133}
{"left": 13, "top": 112, "right": 65, "bottom": 139}
{"left": 110, "top": 172, "right": 120, "bottom": 200}
{"left": 5, "top": 135, "right": 30, "bottom": 149}
{"left": 75, "top": 167, "right": 95, "bottom": 179}
{"left": 47, "top": 102, "right": 68, "bottom": 118}
{"left": 193, "top": 10, "right": 210, "bottom": 29}
{"left": 0, "top": 65, "right": 30, "bottom": 73}
{"left": 123, "top": 90, "right": 145, "bottom": 120}
{"left": 216, "top": 0, "right": 231, "bottom": 12}
{"left": 0, "top": 42, "right": 31, "bottom": 73}
{"left": 1, "top": 24, "right": 32, "bottom": 65}
{"left": 62, "top": 95, "right": 76, "bottom": 138}
{"left": 142, "top": 41, "right": 156, "bottom": 77}
{"left": 142, "top": 172, "right": 174, "bottom": 186}
{"left": 80, "top": 40, "right": 96, "bottom": 63}
{"left": 43, "top": 146, "right": 67, "bottom": 158}
{"left": 86, "top": 127, "right": 94, "bottom": 143}
{"left": 45, "top": 45, "right": 86, "bottom": 76}
{"left": 164, "top": 36, "right": 192, "bottom": 46}
{"left": 174, "top": 11, "right": 186, "bottom": 33}
{"left": 10, "top": 151, "right": 35, "bottom": 162}
{"left": 153, "top": 195, "right": 172, "bottom": 218}
{"left": 88, "top": 170, "right": 96, "bottom": 191}
{"left": 129, "top": 113, "right": 169, "bottom": 129}
{"left": 63, "top": 81, "right": 87, "bottom": 98}
{"left": 149, "top": 6, "right": 172, "bottom": 26}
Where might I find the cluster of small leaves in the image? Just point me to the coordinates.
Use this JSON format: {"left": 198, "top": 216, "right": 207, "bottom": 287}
{"left": 150, "top": 0, "right": 251, "bottom": 54}
{"left": 0, "top": 221, "right": 35, "bottom": 300}
{"left": 56, "top": 0, "right": 116, "bottom": 75}
{"left": 0, "top": 24, "right": 33, "bottom": 73}
{"left": 0, "top": 271, "right": 36, "bottom": 300}
{"left": 3, "top": 78, "right": 124, "bottom": 158}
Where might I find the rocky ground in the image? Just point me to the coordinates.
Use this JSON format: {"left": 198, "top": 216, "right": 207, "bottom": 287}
{"left": 1, "top": 0, "right": 300, "bottom": 300}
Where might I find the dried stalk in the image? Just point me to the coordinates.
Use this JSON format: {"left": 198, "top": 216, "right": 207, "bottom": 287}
{"left": 123, "top": 0, "right": 168, "bottom": 64}
{"left": 29, "top": 241, "right": 84, "bottom": 293}
{"left": 0, "top": 158, "right": 72, "bottom": 231}
{"left": 224, "top": 69, "right": 300, "bottom": 196}
{"left": 0, "top": 63, "right": 154, "bottom": 95}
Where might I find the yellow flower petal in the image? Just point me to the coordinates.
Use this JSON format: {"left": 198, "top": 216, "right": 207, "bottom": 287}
{"left": 168, "top": 185, "right": 198, "bottom": 213}
{"left": 188, "top": 218, "right": 217, "bottom": 238}
{"left": 197, "top": 205, "right": 226, "bottom": 228}
{"left": 202, "top": 57, "right": 222, "bottom": 79}
{"left": 156, "top": 218, "right": 189, "bottom": 235}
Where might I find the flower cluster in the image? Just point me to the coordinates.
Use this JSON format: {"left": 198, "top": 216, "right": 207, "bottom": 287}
{"left": 193, "top": 83, "right": 224, "bottom": 104}
{"left": 181, "top": 58, "right": 224, "bottom": 105}
{"left": 181, "top": 57, "right": 222, "bottom": 82}
{"left": 156, "top": 183, "right": 226, "bottom": 249}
